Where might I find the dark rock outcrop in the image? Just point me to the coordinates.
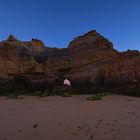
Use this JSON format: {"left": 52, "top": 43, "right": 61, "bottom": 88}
{"left": 0, "top": 30, "right": 139, "bottom": 96}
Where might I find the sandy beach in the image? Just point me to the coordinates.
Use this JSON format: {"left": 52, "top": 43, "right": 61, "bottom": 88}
{"left": 0, "top": 95, "right": 140, "bottom": 140}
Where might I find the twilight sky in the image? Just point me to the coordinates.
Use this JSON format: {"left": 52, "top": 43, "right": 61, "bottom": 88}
{"left": 0, "top": 0, "right": 140, "bottom": 51}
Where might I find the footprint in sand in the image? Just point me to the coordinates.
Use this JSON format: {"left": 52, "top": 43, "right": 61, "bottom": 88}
{"left": 18, "top": 130, "right": 22, "bottom": 132}
{"left": 132, "top": 112, "right": 136, "bottom": 115}
{"left": 97, "top": 122, "right": 100, "bottom": 125}
{"left": 106, "top": 123, "right": 110, "bottom": 126}
{"left": 88, "top": 135, "right": 93, "bottom": 140}
{"left": 103, "top": 131, "right": 108, "bottom": 134}
{"left": 33, "top": 124, "right": 39, "bottom": 128}
{"left": 127, "top": 112, "right": 136, "bottom": 115}
{"left": 98, "top": 119, "right": 104, "bottom": 122}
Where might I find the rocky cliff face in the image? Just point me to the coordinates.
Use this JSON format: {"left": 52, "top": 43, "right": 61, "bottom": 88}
{"left": 0, "top": 30, "right": 139, "bottom": 95}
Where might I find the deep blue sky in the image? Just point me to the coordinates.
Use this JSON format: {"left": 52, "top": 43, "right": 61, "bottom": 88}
{"left": 0, "top": 0, "right": 140, "bottom": 51}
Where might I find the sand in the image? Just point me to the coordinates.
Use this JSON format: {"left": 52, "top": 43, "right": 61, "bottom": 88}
{"left": 0, "top": 95, "right": 140, "bottom": 140}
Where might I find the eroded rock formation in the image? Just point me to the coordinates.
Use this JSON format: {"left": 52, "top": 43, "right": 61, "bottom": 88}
{"left": 0, "top": 30, "right": 139, "bottom": 95}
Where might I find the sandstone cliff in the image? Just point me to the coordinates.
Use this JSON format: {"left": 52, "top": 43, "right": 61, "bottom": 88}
{"left": 0, "top": 30, "right": 139, "bottom": 95}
